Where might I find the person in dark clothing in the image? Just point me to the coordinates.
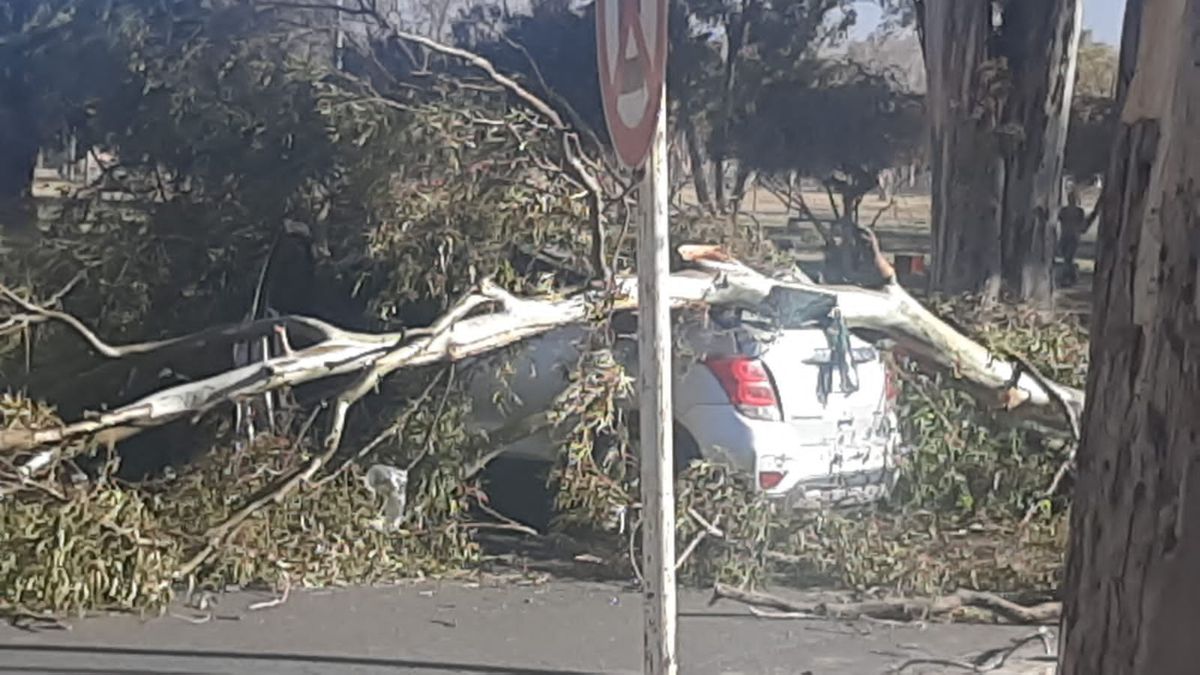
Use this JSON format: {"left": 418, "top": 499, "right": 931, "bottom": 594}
{"left": 1056, "top": 189, "right": 1093, "bottom": 287}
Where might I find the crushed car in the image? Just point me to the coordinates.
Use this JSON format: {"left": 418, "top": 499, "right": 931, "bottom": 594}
{"left": 462, "top": 269, "right": 905, "bottom": 508}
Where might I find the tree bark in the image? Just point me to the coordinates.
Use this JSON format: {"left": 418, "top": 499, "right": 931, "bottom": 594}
{"left": 711, "top": 0, "right": 754, "bottom": 214}
{"left": 729, "top": 163, "right": 753, "bottom": 216}
{"left": 997, "top": 0, "right": 1082, "bottom": 305}
{"left": 0, "top": 62, "right": 37, "bottom": 203}
{"left": 921, "top": 0, "right": 1082, "bottom": 305}
{"left": 921, "top": 0, "right": 1004, "bottom": 300}
{"left": 679, "top": 115, "right": 713, "bottom": 213}
{"left": 1059, "top": 0, "right": 1200, "bottom": 672}
{"left": 0, "top": 3, "right": 41, "bottom": 203}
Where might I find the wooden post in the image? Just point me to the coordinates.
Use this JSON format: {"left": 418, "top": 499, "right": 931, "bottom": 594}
{"left": 637, "top": 77, "right": 678, "bottom": 675}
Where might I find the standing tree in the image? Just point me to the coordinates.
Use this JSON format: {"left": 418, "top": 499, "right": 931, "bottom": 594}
{"left": 0, "top": 1, "right": 127, "bottom": 205}
{"left": 669, "top": 0, "right": 860, "bottom": 214}
{"left": 1074, "top": 29, "right": 1119, "bottom": 99}
{"left": 1059, "top": 0, "right": 1200, "bottom": 670}
{"left": 737, "top": 62, "right": 924, "bottom": 283}
{"left": 916, "top": 0, "right": 1083, "bottom": 305}
{"left": 453, "top": 0, "right": 892, "bottom": 218}
{"left": 1058, "top": 27, "right": 1120, "bottom": 269}
{"left": 1064, "top": 30, "right": 1119, "bottom": 185}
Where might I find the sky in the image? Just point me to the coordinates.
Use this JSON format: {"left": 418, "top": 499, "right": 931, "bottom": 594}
{"left": 850, "top": 0, "right": 1129, "bottom": 45}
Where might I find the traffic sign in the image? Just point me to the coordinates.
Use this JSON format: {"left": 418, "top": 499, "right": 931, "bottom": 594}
{"left": 596, "top": 0, "right": 669, "bottom": 169}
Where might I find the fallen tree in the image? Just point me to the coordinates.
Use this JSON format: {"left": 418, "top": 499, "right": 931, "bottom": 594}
{"left": 2, "top": 243, "right": 1084, "bottom": 481}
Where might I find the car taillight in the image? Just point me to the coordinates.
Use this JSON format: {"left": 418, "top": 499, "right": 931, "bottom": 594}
{"left": 758, "top": 470, "right": 786, "bottom": 490}
{"left": 704, "top": 355, "right": 782, "bottom": 421}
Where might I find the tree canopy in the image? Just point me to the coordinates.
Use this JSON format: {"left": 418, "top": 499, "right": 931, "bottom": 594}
{"left": 451, "top": 0, "right": 921, "bottom": 215}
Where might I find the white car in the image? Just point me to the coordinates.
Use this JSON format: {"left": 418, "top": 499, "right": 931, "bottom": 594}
{"left": 463, "top": 302, "right": 902, "bottom": 506}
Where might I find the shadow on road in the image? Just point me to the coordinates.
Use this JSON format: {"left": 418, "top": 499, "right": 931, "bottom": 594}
{"left": 0, "top": 644, "right": 604, "bottom": 675}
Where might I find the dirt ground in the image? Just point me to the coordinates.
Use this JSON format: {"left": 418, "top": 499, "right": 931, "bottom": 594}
{"left": 0, "top": 579, "right": 1056, "bottom": 675}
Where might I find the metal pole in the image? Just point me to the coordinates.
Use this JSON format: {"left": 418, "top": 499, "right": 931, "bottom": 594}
{"left": 638, "top": 76, "right": 677, "bottom": 675}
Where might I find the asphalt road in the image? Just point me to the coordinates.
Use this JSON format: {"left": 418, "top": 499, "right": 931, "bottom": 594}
{"left": 0, "top": 580, "right": 1055, "bottom": 675}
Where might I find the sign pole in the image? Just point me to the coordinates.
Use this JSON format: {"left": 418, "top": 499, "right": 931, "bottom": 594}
{"left": 637, "top": 76, "right": 677, "bottom": 675}
{"left": 593, "top": 0, "right": 676, "bottom": 668}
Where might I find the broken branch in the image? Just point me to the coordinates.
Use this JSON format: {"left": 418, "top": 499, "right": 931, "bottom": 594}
{"left": 710, "top": 583, "right": 1060, "bottom": 625}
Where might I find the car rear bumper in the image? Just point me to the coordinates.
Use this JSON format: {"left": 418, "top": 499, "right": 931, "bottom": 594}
{"left": 780, "top": 467, "right": 900, "bottom": 510}
{"left": 678, "top": 404, "right": 900, "bottom": 502}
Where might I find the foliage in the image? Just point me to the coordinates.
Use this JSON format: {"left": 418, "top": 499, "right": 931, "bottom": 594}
{"left": 452, "top": 0, "right": 606, "bottom": 143}
{"left": 894, "top": 298, "right": 1087, "bottom": 518}
{"left": 167, "top": 435, "right": 480, "bottom": 591}
{"left": 1062, "top": 31, "right": 1119, "bottom": 181}
{"left": 1, "top": 482, "right": 181, "bottom": 616}
{"left": 452, "top": 0, "right": 901, "bottom": 212}
{"left": 737, "top": 60, "right": 925, "bottom": 211}
{"left": 549, "top": 343, "right": 637, "bottom": 534}
{"left": 0, "top": 0, "right": 611, "bottom": 616}
{"left": 2, "top": 0, "right": 602, "bottom": 392}
{"left": 0, "top": 375, "right": 486, "bottom": 616}
{"left": 673, "top": 461, "right": 776, "bottom": 587}
{"left": 0, "top": 0, "right": 131, "bottom": 199}
{"left": 1064, "top": 96, "right": 1118, "bottom": 181}
{"left": 1074, "top": 30, "right": 1118, "bottom": 100}
{"left": 0, "top": 394, "right": 179, "bottom": 616}
{"left": 780, "top": 511, "right": 1066, "bottom": 596}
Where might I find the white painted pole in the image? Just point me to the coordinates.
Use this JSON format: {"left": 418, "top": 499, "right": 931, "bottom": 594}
{"left": 637, "top": 74, "right": 677, "bottom": 675}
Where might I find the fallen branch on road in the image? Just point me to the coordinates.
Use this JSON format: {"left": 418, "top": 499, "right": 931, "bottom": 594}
{"left": 889, "top": 628, "right": 1056, "bottom": 673}
{"left": 710, "top": 583, "right": 1061, "bottom": 625}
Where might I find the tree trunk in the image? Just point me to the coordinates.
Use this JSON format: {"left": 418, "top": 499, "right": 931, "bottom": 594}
{"left": 711, "top": 1, "right": 753, "bottom": 214}
{"left": 997, "top": 0, "right": 1082, "bottom": 305}
{"left": 679, "top": 115, "right": 713, "bottom": 213}
{"left": 0, "top": 73, "right": 37, "bottom": 203}
{"left": 712, "top": 158, "right": 726, "bottom": 212}
{"left": 0, "top": 4, "right": 40, "bottom": 204}
{"left": 921, "top": 0, "right": 1004, "bottom": 301}
{"left": 921, "top": 0, "right": 1082, "bottom": 305}
{"left": 1059, "top": 0, "right": 1200, "bottom": 672}
{"left": 729, "top": 163, "right": 753, "bottom": 215}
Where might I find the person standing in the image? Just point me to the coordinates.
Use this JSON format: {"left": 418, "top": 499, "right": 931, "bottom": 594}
{"left": 1056, "top": 188, "right": 1094, "bottom": 287}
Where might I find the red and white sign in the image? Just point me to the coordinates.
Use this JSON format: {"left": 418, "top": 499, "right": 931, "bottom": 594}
{"left": 596, "top": 0, "right": 669, "bottom": 169}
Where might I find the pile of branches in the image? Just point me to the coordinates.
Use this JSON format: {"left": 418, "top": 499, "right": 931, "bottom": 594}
{"left": 1, "top": 0, "right": 633, "bottom": 617}
{"left": 0, "top": 377, "right": 487, "bottom": 616}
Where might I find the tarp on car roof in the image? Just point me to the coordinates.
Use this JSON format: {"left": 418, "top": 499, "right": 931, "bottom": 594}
{"left": 763, "top": 284, "right": 838, "bottom": 329}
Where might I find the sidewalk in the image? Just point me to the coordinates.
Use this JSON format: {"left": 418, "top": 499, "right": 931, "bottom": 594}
{"left": 0, "top": 580, "right": 1057, "bottom": 674}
